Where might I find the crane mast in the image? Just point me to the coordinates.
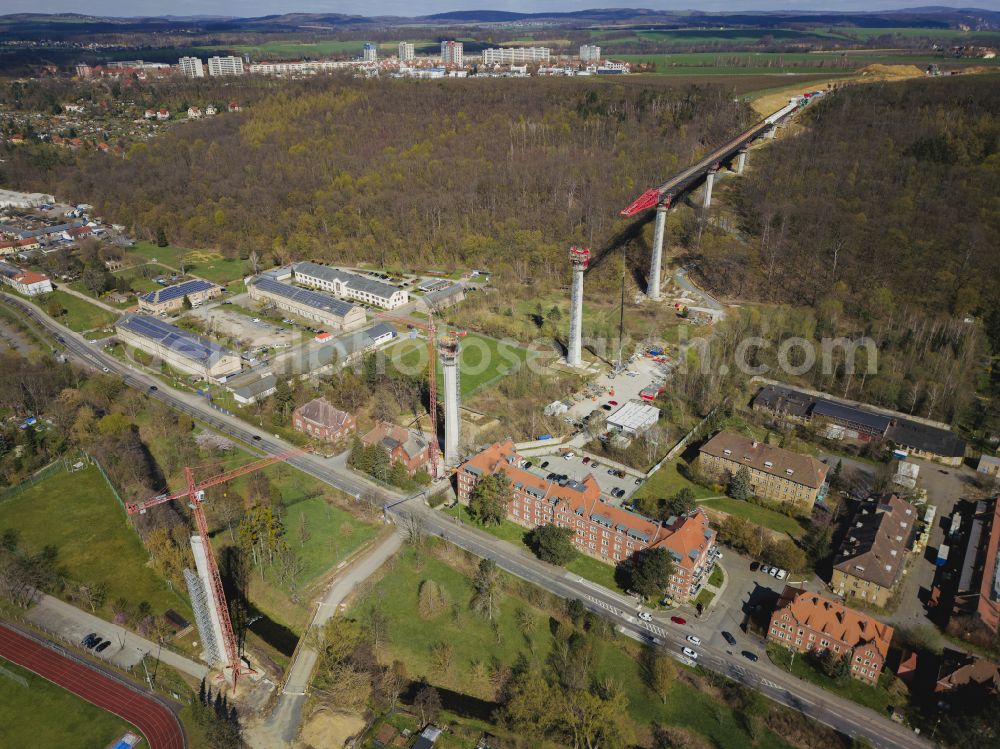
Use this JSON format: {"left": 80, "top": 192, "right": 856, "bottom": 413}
{"left": 127, "top": 446, "right": 307, "bottom": 685}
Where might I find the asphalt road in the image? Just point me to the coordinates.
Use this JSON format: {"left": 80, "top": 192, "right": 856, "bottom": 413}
{"left": 0, "top": 291, "right": 934, "bottom": 749}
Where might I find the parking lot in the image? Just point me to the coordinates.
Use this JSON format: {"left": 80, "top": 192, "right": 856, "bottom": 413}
{"left": 561, "top": 354, "right": 673, "bottom": 428}
{"left": 519, "top": 451, "right": 645, "bottom": 505}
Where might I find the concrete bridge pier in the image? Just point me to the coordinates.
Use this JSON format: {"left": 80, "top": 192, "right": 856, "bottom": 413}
{"left": 648, "top": 202, "right": 667, "bottom": 301}
{"left": 735, "top": 149, "right": 748, "bottom": 175}
{"left": 702, "top": 167, "right": 718, "bottom": 209}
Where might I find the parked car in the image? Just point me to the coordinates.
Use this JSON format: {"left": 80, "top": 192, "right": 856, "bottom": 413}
{"left": 616, "top": 470, "right": 626, "bottom": 479}
{"left": 635, "top": 478, "right": 643, "bottom": 485}
{"left": 95, "top": 640, "right": 111, "bottom": 653}
{"left": 540, "top": 461, "right": 549, "bottom": 469}
{"left": 759, "top": 565, "right": 770, "bottom": 575}
{"left": 687, "top": 635, "right": 702, "bottom": 646}
{"left": 682, "top": 647, "right": 699, "bottom": 660}
{"left": 742, "top": 651, "right": 760, "bottom": 662}
{"left": 601, "top": 404, "right": 612, "bottom": 411}
{"left": 607, "top": 469, "right": 617, "bottom": 476}
{"left": 612, "top": 488, "right": 626, "bottom": 499}
{"left": 582, "top": 456, "right": 590, "bottom": 464}
{"left": 608, "top": 400, "right": 618, "bottom": 406}
{"left": 768, "top": 566, "right": 779, "bottom": 577}
{"left": 775, "top": 568, "right": 787, "bottom": 580}
{"left": 722, "top": 631, "right": 737, "bottom": 646}
{"left": 523, "top": 461, "right": 533, "bottom": 469}
{"left": 590, "top": 461, "right": 600, "bottom": 469}
{"left": 563, "top": 452, "right": 575, "bottom": 460}
{"left": 638, "top": 611, "right": 652, "bottom": 622}
{"left": 81, "top": 633, "right": 98, "bottom": 648}
{"left": 670, "top": 616, "right": 687, "bottom": 625}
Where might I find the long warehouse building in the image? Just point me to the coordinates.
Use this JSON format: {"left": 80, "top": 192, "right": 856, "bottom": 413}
{"left": 116, "top": 313, "right": 242, "bottom": 381}
{"left": 246, "top": 275, "right": 366, "bottom": 331}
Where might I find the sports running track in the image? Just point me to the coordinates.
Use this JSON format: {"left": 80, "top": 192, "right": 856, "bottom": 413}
{"left": 0, "top": 624, "right": 186, "bottom": 749}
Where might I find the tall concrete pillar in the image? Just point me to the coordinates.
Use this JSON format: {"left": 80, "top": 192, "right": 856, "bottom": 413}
{"left": 567, "top": 246, "right": 590, "bottom": 367}
{"left": 189, "top": 535, "right": 228, "bottom": 669}
{"left": 736, "top": 149, "right": 747, "bottom": 175}
{"left": 440, "top": 336, "right": 460, "bottom": 467}
{"left": 702, "top": 168, "right": 717, "bottom": 209}
{"left": 648, "top": 202, "right": 667, "bottom": 302}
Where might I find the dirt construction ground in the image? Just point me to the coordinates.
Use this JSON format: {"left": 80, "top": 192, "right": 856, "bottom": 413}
{"left": 186, "top": 305, "right": 299, "bottom": 349}
{"left": 296, "top": 710, "right": 366, "bottom": 748}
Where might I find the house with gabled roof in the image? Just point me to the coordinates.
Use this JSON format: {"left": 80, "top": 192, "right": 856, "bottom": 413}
{"left": 768, "top": 586, "right": 893, "bottom": 685}
{"left": 292, "top": 398, "right": 356, "bottom": 443}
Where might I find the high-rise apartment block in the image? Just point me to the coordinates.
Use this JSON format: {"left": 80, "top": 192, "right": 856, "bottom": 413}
{"left": 207, "top": 56, "right": 244, "bottom": 76}
{"left": 580, "top": 44, "right": 601, "bottom": 62}
{"left": 440, "top": 40, "right": 464, "bottom": 67}
{"left": 178, "top": 56, "right": 205, "bottom": 77}
{"left": 398, "top": 42, "right": 415, "bottom": 61}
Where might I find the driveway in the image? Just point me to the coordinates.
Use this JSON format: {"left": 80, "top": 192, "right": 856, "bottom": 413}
{"left": 25, "top": 593, "right": 208, "bottom": 681}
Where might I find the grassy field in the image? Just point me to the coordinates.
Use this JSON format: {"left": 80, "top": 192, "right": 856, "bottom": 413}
{"left": 701, "top": 497, "right": 806, "bottom": 539}
{"left": 442, "top": 505, "right": 626, "bottom": 593}
{"left": 616, "top": 50, "right": 996, "bottom": 75}
{"left": 767, "top": 643, "right": 905, "bottom": 715}
{"left": 128, "top": 242, "right": 248, "bottom": 285}
{"left": 350, "top": 547, "right": 793, "bottom": 749}
{"left": 596, "top": 27, "right": 845, "bottom": 45}
{"left": 0, "top": 656, "right": 143, "bottom": 749}
{"left": 388, "top": 333, "right": 533, "bottom": 398}
{"left": 34, "top": 290, "right": 116, "bottom": 332}
{"left": 0, "top": 464, "right": 190, "bottom": 619}
{"left": 634, "top": 458, "right": 719, "bottom": 503}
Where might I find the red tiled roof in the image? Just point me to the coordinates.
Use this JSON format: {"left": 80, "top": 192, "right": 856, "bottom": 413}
{"left": 15, "top": 271, "right": 49, "bottom": 285}
{"left": 775, "top": 586, "right": 893, "bottom": 659}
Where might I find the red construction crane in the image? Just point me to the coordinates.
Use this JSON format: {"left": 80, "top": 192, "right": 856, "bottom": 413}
{"left": 126, "top": 446, "right": 308, "bottom": 685}
{"left": 376, "top": 312, "right": 441, "bottom": 479}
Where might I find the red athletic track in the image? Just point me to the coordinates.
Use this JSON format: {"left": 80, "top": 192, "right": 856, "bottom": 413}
{"left": 0, "top": 624, "right": 185, "bottom": 749}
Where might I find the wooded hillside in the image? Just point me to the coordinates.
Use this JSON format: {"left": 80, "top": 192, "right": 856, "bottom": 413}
{"left": 50, "top": 76, "right": 750, "bottom": 273}
{"left": 712, "top": 77, "right": 1000, "bottom": 321}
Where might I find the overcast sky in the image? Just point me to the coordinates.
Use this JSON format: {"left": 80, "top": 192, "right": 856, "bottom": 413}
{"left": 5, "top": 1, "right": 1000, "bottom": 18}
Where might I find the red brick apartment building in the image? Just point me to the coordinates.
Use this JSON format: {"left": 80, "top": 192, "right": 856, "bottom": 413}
{"left": 292, "top": 398, "right": 356, "bottom": 443}
{"left": 768, "top": 586, "right": 894, "bottom": 685}
{"left": 457, "top": 440, "right": 717, "bottom": 602}
{"left": 362, "top": 422, "right": 430, "bottom": 475}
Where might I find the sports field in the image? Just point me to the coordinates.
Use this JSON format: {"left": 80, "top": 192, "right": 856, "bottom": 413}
{"left": 0, "top": 656, "right": 142, "bottom": 749}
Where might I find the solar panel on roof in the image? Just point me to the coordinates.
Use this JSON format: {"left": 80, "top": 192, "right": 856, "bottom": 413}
{"left": 119, "top": 314, "right": 232, "bottom": 364}
{"left": 140, "top": 278, "right": 215, "bottom": 305}
{"left": 253, "top": 277, "right": 358, "bottom": 317}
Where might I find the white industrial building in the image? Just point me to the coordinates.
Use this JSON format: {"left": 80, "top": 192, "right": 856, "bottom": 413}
{"left": 607, "top": 400, "right": 661, "bottom": 436}
{"left": 207, "top": 56, "right": 244, "bottom": 76}
{"left": 398, "top": 41, "right": 415, "bottom": 61}
{"left": 288, "top": 262, "right": 409, "bottom": 309}
{"left": 482, "top": 47, "right": 551, "bottom": 65}
{"left": 177, "top": 56, "right": 205, "bottom": 77}
{"left": 0, "top": 188, "right": 55, "bottom": 209}
{"left": 246, "top": 275, "right": 367, "bottom": 331}
{"left": 225, "top": 369, "right": 278, "bottom": 405}
{"left": 116, "top": 314, "right": 242, "bottom": 381}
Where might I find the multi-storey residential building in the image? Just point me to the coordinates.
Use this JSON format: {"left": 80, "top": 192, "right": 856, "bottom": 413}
{"left": 362, "top": 43, "right": 378, "bottom": 62}
{"left": 289, "top": 262, "right": 409, "bottom": 309}
{"left": 115, "top": 314, "right": 242, "bottom": 381}
{"left": 398, "top": 42, "right": 415, "bottom": 62}
{"left": 247, "top": 60, "right": 355, "bottom": 76}
{"left": 440, "top": 41, "right": 464, "bottom": 67}
{"left": 579, "top": 44, "right": 601, "bottom": 62}
{"left": 768, "top": 586, "right": 894, "bottom": 685}
{"left": 245, "top": 275, "right": 366, "bottom": 331}
{"left": 831, "top": 494, "right": 916, "bottom": 607}
{"left": 292, "top": 398, "right": 356, "bottom": 443}
{"left": 482, "top": 47, "right": 551, "bottom": 65}
{"left": 698, "top": 431, "right": 829, "bottom": 510}
{"left": 177, "top": 56, "right": 205, "bottom": 78}
{"left": 456, "top": 440, "right": 717, "bottom": 601}
{"left": 207, "top": 56, "right": 245, "bottom": 76}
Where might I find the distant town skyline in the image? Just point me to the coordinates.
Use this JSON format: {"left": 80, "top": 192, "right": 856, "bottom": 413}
{"left": 4, "top": 1, "right": 1000, "bottom": 18}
